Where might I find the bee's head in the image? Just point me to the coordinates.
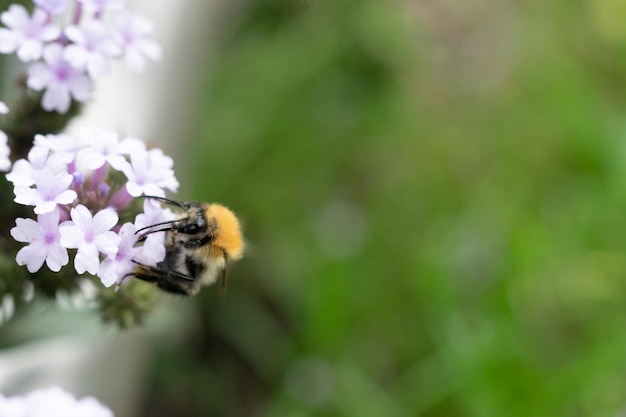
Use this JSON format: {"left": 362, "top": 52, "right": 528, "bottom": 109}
{"left": 135, "top": 196, "right": 208, "bottom": 240}
{"left": 135, "top": 197, "right": 243, "bottom": 260}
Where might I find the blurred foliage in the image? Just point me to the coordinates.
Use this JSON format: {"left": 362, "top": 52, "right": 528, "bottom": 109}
{"left": 143, "top": 0, "right": 626, "bottom": 416}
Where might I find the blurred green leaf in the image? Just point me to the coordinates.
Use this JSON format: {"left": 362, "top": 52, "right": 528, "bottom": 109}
{"left": 143, "top": 1, "right": 626, "bottom": 416}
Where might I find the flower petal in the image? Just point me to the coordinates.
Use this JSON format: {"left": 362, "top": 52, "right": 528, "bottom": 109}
{"left": 75, "top": 244, "right": 99, "bottom": 274}
{"left": 10, "top": 218, "right": 41, "bottom": 243}
{"left": 69, "top": 204, "right": 93, "bottom": 231}
{"left": 92, "top": 208, "right": 118, "bottom": 234}
{"left": 94, "top": 230, "right": 120, "bottom": 258}
{"left": 16, "top": 243, "right": 46, "bottom": 273}
{"left": 45, "top": 242, "right": 69, "bottom": 272}
{"left": 59, "top": 223, "right": 84, "bottom": 248}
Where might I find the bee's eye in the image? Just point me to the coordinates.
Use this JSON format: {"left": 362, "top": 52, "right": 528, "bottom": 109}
{"left": 180, "top": 223, "right": 201, "bottom": 234}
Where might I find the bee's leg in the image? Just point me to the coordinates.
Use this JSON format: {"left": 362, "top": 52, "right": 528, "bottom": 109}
{"left": 128, "top": 261, "right": 195, "bottom": 295}
{"left": 125, "top": 271, "right": 191, "bottom": 295}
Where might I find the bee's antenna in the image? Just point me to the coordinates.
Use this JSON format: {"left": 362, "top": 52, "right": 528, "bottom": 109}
{"left": 135, "top": 219, "right": 179, "bottom": 236}
{"left": 141, "top": 195, "right": 187, "bottom": 210}
{"left": 136, "top": 195, "right": 189, "bottom": 238}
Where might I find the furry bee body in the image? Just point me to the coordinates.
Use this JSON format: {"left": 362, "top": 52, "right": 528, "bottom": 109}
{"left": 132, "top": 198, "right": 244, "bottom": 297}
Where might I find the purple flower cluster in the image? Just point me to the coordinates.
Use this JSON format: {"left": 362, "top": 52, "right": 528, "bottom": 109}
{"left": 0, "top": 0, "right": 161, "bottom": 113}
{"left": 7, "top": 129, "right": 178, "bottom": 288}
{"left": 0, "top": 386, "right": 114, "bottom": 417}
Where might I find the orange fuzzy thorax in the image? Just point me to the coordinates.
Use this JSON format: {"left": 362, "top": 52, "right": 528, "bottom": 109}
{"left": 203, "top": 204, "right": 244, "bottom": 261}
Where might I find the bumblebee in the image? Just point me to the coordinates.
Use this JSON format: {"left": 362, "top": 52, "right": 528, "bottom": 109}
{"left": 131, "top": 196, "right": 244, "bottom": 297}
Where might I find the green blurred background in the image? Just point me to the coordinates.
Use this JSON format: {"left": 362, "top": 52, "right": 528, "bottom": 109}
{"left": 2, "top": 0, "right": 616, "bottom": 415}
{"left": 141, "top": 0, "right": 626, "bottom": 416}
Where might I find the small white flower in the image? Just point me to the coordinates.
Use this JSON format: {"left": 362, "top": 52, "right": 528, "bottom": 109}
{"left": 59, "top": 205, "right": 120, "bottom": 275}
{"left": 113, "top": 12, "right": 161, "bottom": 73}
{"left": 11, "top": 209, "right": 69, "bottom": 273}
{"left": 6, "top": 143, "right": 68, "bottom": 186}
{"left": 134, "top": 198, "right": 174, "bottom": 234}
{"left": 34, "top": 0, "right": 69, "bottom": 15}
{"left": 79, "top": 0, "right": 127, "bottom": 13}
{"left": 7, "top": 129, "right": 181, "bottom": 282}
{"left": 133, "top": 199, "right": 172, "bottom": 264}
{"left": 0, "top": 5, "right": 61, "bottom": 62}
{"left": 121, "top": 148, "right": 179, "bottom": 197}
{"left": 13, "top": 167, "right": 77, "bottom": 214}
{"left": 34, "top": 132, "right": 89, "bottom": 164}
{"left": 27, "top": 44, "right": 94, "bottom": 114}
{"left": 97, "top": 222, "right": 138, "bottom": 287}
{"left": 0, "top": 386, "right": 114, "bottom": 417}
{"left": 64, "top": 21, "right": 122, "bottom": 79}
{"left": 0, "top": 101, "right": 9, "bottom": 172}
{"left": 75, "top": 129, "right": 145, "bottom": 171}
{"left": 7, "top": 159, "right": 39, "bottom": 187}
{"left": 0, "top": 130, "right": 11, "bottom": 172}
{"left": 0, "top": 393, "right": 27, "bottom": 416}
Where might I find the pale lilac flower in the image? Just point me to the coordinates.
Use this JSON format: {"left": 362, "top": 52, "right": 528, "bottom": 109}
{"left": 0, "top": 386, "right": 114, "bottom": 417}
{"left": 6, "top": 143, "right": 69, "bottom": 186}
{"left": 75, "top": 129, "right": 145, "bottom": 171}
{"left": 133, "top": 199, "right": 173, "bottom": 264}
{"left": 27, "top": 44, "right": 94, "bottom": 114}
{"left": 0, "top": 101, "right": 9, "bottom": 172}
{"left": 34, "top": 0, "right": 69, "bottom": 15}
{"left": 7, "top": 148, "right": 47, "bottom": 187}
{"left": 13, "top": 168, "right": 77, "bottom": 214}
{"left": 134, "top": 199, "right": 174, "bottom": 235}
{"left": 0, "top": 5, "right": 61, "bottom": 62}
{"left": 0, "top": 131, "right": 11, "bottom": 172}
{"left": 59, "top": 205, "right": 120, "bottom": 275}
{"left": 0, "top": 393, "right": 27, "bottom": 416}
{"left": 8, "top": 130, "right": 179, "bottom": 283}
{"left": 10, "top": 209, "right": 69, "bottom": 273}
{"left": 113, "top": 12, "right": 161, "bottom": 73}
{"left": 79, "top": 0, "right": 127, "bottom": 13}
{"left": 7, "top": 158, "right": 40, "bottom": 187}
{"left": 34, "top": 133, "right": 89, "bottom": 164}
{"left": 122, "top": 148, "right": 179, "bottom": 197}
{"left": 97, "top": 222, "right": 138, "bottom": 287}
{"left": 133, "top": 231, "right": 166, "bottom": 266}
{"left": 64, "top": 21, "right": 122, "bottom": 79}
